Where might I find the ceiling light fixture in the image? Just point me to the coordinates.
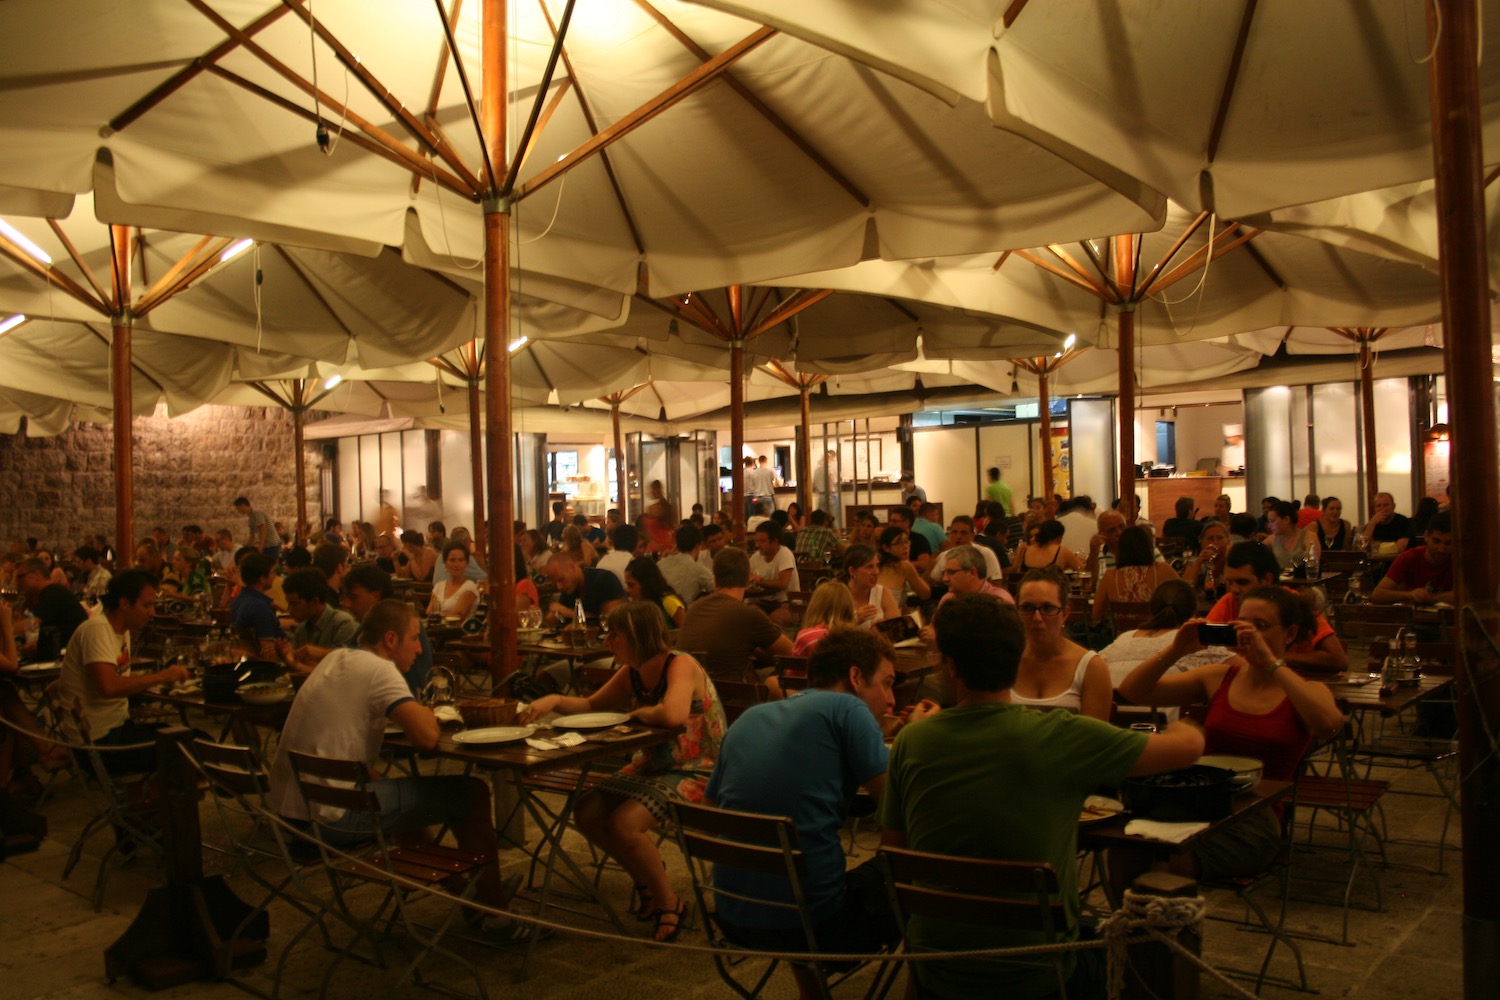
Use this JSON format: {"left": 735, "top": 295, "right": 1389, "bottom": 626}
{"left": 0, "top": 220, "right": 52, "bottom": 265}
{"left": 0, "top": 313, "right": 27, "bottom": 336}
{"left": 509, "top": 336, "right": 529, "bottom": 353}
{"left": 323, "top": 374, "right": 342, "bottom": 389}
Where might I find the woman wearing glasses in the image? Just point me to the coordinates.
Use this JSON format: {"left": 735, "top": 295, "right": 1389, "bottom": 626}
{"left": 1008, "top": 567, "right": 1112, "bottom": 720}
{"left": 1115, "top": 586, "right": 1343, "bottom": 881}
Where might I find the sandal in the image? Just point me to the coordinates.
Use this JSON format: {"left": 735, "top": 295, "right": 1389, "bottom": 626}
{"left": 650, "top": 898, "right": 691, "bottom": 943}
{"left": 633, "top": 884, "right": 655, "bottom": 922}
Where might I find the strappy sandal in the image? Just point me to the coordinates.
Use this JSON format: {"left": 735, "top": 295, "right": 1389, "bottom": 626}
{"left": 633, "top": 884, "right": 655, "bottom": 922}
{"left": 650, "top": 898, "right": 691, "bottom": 943}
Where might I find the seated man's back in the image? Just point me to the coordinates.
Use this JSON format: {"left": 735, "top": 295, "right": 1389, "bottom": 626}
{"left": 677, "top": 593, "right": 784, "bottom": 682}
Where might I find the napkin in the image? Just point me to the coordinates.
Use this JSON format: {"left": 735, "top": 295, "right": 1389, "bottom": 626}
{"left": 433, "top": 705, "right": 462, "bottom": 724}
{"left": 525, "top": 732, "right": 587, "bottom": 751}
{"left": 1123, "top": 818, "right": 1209, "bottom": 843}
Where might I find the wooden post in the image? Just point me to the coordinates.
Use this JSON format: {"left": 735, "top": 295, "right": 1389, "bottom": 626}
{"left": 1358, "top": 340, "right": 1379, "bottom": 511}
{"left": 729, "top": 338, "right": 746, "bottom": 546}
{"left": 797, "top": 384, "right": 812, "bottom": 515}
{"left": 1038, "top": 368, "right": 1054, "bottom": 501}
{"left": 1115, "top": 236, "right": 1138, "bottom": 513}
{"left": 292, "top": 385, "right": 307, "bottom": 543}
{"left": 1428, "top": 1, "right": 1500, "bottom": 993}
{"left": 110, "top": 224, "right": 134, "bottom": 566}
{"left": 612, "top": 401, "right": 626, "bottom": 521}
{"left": 467, "top": 372, "right": 486, "bottom": 561}
{"left": 1123, "top": 872, "right": 1202, "bottom": 1000}
{"left": 481, "top": 0, "right": 516, "bottom": 684}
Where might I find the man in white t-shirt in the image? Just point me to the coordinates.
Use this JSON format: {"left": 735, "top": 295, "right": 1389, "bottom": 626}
{"left": 594, "top": 524, "right": 639, "bottom": 588}
{"left": 57, "top": 569, "right": 189, "bottom": 775}
{"left": 748, "top": 522, "right": 800, "bottom": 625}
{"left": 268, "top": 599, "right": 532, "bottom": 937}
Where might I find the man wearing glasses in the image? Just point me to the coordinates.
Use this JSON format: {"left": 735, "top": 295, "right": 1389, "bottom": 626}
{"left": 935, "top": 547, "right": 1014, "bottom": 608}
{"left": 926, "top": 516, "right": 1003, "bottom": 583}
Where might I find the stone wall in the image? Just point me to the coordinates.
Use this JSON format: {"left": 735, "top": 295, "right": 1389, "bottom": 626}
{"left": 0, "top": 402, "right": 324, "bottom": 552}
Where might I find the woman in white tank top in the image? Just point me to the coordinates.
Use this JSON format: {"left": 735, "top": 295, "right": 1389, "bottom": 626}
{"left": 1008, "top": 568, "right": 1111, "bottom": 719}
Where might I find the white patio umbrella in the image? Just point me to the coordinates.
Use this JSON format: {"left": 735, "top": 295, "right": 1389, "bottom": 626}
{"left": 693, "top": 0, "right": 1500, "bottom": 217}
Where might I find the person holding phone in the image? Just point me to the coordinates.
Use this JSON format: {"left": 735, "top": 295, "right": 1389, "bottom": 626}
{"left": 1115, "top": 586, "right": 1344, "bottom": 885}
{"left": 1203, "top": 542, "right": 1347, "bottom": 674}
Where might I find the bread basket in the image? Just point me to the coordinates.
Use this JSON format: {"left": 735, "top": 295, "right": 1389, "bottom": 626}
{"left": 457, "top": 697, "right": 518, "bottom": 727}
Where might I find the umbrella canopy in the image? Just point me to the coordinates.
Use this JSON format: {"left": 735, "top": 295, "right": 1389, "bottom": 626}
{"left": 0, "top": 0, "right": 1164, "bottom": 300}
{"left": 694, "top": 0, "right": 1500, "bottom": 217}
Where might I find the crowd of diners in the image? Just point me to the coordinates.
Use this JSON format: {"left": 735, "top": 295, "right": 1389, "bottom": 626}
{"left": 0, "top": 473, "right": 1456, "bottom": 995}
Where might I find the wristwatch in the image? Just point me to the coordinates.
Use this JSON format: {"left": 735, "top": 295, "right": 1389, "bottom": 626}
{"left": 1270, "top": 658, "right": 1288, "bottom": 674}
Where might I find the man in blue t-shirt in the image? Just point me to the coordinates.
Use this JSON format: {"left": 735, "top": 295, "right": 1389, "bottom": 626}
{"left": 230, "top": 553, "right": 283, "bottom": 659}
{"left": 706, "top": 628, "right": 937, "bottom": 996}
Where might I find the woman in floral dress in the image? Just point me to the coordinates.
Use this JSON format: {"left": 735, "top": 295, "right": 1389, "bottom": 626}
{"left": 522, "top": 601, "right": 725, "bottom": 942}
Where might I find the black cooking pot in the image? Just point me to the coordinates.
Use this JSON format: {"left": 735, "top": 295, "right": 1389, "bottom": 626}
{"left": 201, "top": 660, "right": 284, "bottom": 701}
{"left": 1121, "top": 764, "right": 1237, "bottom": 822}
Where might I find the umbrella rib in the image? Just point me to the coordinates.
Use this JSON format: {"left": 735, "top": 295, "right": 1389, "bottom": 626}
{"left": 1016, "top": 249, "right": 1112, "bottom": 302}
{"left": 502, "top": 0, "right": 578, "bottom": 198}
{"left": 428, "top": 0, "right": 497, "bottom": 192}
{"left": 745, "top": 288, "right": 834, "bottom": 339}
{"left": 1206, "top": 0, "right": 1259, "bottom": 164}
{"left": 513, "top": 78, "right": 575, "bottom": 177}
{"left": 244, "top": 380, "right": 292, "bottom": 409}
{"left": 539, "top": 0, "right": 645, "bottom": 254}
{"left": 43, "top": 221, "right": 110, "bottom": 308}
{"left": 634, "top": 0, "right": 869, "bottom": 207}
{"left": 0, "top": 236, "right": 108, "bottom": 315}
{"left": 135, "top": 238, "right": 237, "bottom": 317}
{"left": 514, "top": 27, "right": 778, "bottom": 202}
{"left": 1149, "top": 225, "right": 1261, "bottom": 294}
{"left": 280, "top": 0, "right": 481, "bottom": 189}
{"left": 108, "top": 4, "right": 293, "bottom": 134}
{"left": 134, "top": 235, "right": 217, "bottom": 314}
{"left": 1135, "top": 211, "right": 1211, "bottom": 299}
{"left": 204, "top": 64, "right": 477, "bottom": 198}
{"left": 84, "top": 323, "right": 166, "bottom": 394}
{"left": 270, "top": 246, "right": 357, "bottom": 338}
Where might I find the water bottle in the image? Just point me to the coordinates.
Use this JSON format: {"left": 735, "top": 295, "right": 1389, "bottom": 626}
{"left": 574, "top": 597, "right": 586, "bottom": 627}
{"left": 1203, "top": 563, "right": 1216, "bottom": 602}
{"left": 1399, "top": 630, "right": 1419, "bottom": 685}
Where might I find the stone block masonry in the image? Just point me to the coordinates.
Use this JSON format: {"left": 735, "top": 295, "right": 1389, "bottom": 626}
{"left": 0, "top": 403, "right": 323, "bottom": 552}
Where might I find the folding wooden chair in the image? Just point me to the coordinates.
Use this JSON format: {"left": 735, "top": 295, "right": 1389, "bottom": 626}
{"left": 878, "top": 847, "right": 1071, "bottom": 998}
{"left": 286, "top": 751, "right": 490, "bottom": 1000}
{"left": 672, "top": 801, "right": 890, "bottom": 1000}
{"left": 183, "top": 738, "right": 359, "bottom": 996}
{"left": 716, "top": 679, "right": 772, "bottom": 725}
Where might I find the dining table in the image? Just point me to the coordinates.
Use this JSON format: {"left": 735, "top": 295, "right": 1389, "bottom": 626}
{"left": 1077, "top": 779, "right": 1294, "bottom": 856}
{"left": 384, "top": 718, "right": 676, "bottom": 980}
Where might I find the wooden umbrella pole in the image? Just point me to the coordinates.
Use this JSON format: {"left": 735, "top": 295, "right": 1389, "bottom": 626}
{"left": 481, "top": 0, "right": 516, "bottom": 683}
{"left": 1114, "top": 236, "right": 1138, "bottom": 512}
{"left": 1358, "top": 340, "right": 1379, "bottom": 511}
{"left": 1428, "top": 0, "right": 1500, "bottom": 990}
{"left": 111, "top": 318, "right": 134, "bottom": 567}
{"left": 1038, "top": 367, "right": 1054, "bottom": 501}
{"left": 467, "top": 375, "right": 486, "bottom": 560}
{"left": 292, "top": 395, "right": 307, "bottom": 542}
{"left": 109, "top": 223, "right": 134, "bottom": 567}
{"left": 612, "top": 402, "right": 626, "bottom": 520}
{"left": 729, "top": 338, "right": 746, "bottom": 545}
{"left": 798, "top": 385, "right": 812, "bottom": 514}
{"left": 1116, "top": 306, "right": 1136, "bottom": 508}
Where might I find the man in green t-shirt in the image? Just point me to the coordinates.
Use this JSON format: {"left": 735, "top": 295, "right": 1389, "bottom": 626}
{"left": 984, "top": 466, "right": 1013, "bottom": 519}
{"left": 880, "top": 593, "right": 1204, "bottom": 999}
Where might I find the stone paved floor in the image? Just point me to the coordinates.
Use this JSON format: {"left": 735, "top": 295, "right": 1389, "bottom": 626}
{"left": 0, "top": 736, "right": 1465, "bottom": 999}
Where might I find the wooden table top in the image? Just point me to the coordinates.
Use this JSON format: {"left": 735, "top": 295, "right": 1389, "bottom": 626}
{"left": 1320, "top": 672, "right": 1453, "bottom": 717}
{"left": 385, "top": 721, "right": 674, "bottom": 776}
{"left": 1078, "top": 779, "right": 1293, "bottom": 852}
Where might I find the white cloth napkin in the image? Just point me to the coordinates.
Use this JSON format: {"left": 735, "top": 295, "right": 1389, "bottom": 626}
{"left": 433, "top": 705, "right": 462, "bottom": 724}
{"left": 1123, "top": 818, "right": 1210, "bottom": 844}
{"left": 525, "top": 732, "right": 587, "bottom": 751}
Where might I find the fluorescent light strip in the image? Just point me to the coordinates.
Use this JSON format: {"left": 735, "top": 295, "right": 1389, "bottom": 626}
{"left": 509, "top": 336, "right": 529, "bottom": 353}
{"left": 0, "top": 219, "right": 52, "bottom": 265}
{"left": 220, "top": 238, "right": 254, "bottom": 263}
{"left": 0, "top": 313, "right": 27, "bottom": 336}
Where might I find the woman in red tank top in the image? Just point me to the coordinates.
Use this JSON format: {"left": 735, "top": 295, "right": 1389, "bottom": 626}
{"left": 1113, "top": 586, "right": 1344, "bottom": 886}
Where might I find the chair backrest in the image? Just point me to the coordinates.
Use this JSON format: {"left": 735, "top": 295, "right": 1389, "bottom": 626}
{"left": 1321, "top": 551, "right": 1366, "bottom": 575}
{"left": 774, "top": 654, "right": 809, "bottom": 677}
{"left": 1333, "top": 604, "right": 1412, "bottom": 640}
{"left": 286, "top": 750, "right": 383, "bottom": 818}
{"left": 879, "top": 847, "right": 1066, "bottom": 936}
{"left": 714, "top": 679, "right": 770, "bottom": 724}
{"left": 1369, "top": 637, "right": 1458, "bottom": 676}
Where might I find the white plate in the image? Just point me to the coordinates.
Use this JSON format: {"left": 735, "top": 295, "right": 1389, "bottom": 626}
{"left": 451, "top": 726, "right": 535, "bottom": 745}
{"left": 552, "top": 712, "right": 630, "bottom": 730}
{"left": 1079, "top": 795, "right": 1124, "bottom": 825}
{"left": 18, "top": 660, "right": 60, "bottom": 673}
